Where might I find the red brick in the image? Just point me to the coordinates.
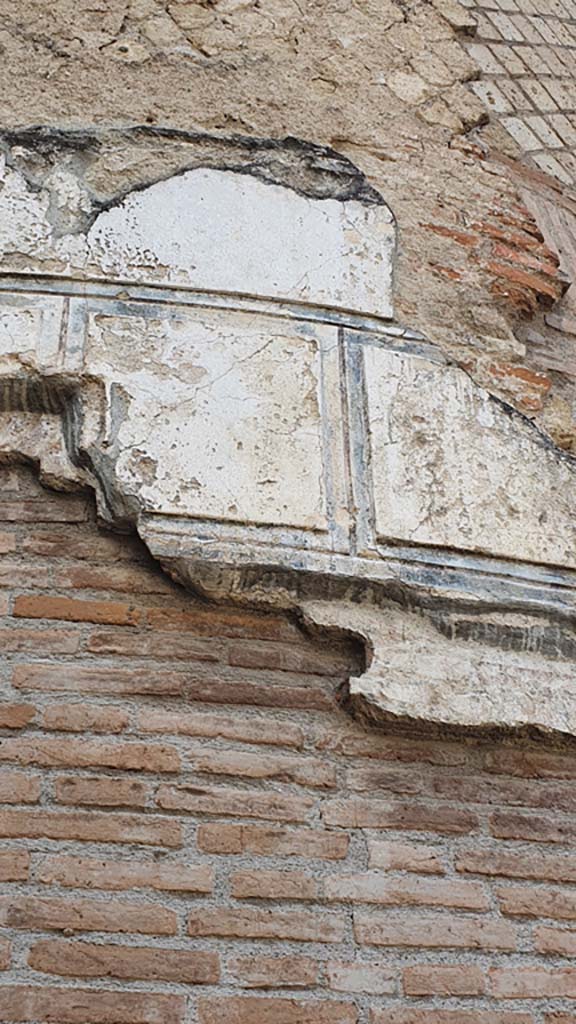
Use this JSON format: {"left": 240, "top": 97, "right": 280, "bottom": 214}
{"left": 28, "top": 939, "right": 219, "bottom": 983}
{"left": 231, "top": 869, "right": 318, "bottom": 900}
{"left": 0, "top": 770, "right": 41, "bottom": 804}
{"left": 354, "top": 911, "right": 516, "bottom": 950}
{"left": 0, "top": 531, "right": 16, "bottom": 553}
{"left": 185, "top": 676, "right": 334, "bottom": 711}
{"left": 0, "top": 850, "right": 29, "bottom": 882}
{"left": 0, "top": 808, "right": 182, "bottom": 847}
{"left": 197, "top": 823, "right": 349, "bottom": 860}
{"left": 13, "top": 594, "right": 141, "bottom": 626}
{"left": 230, "top": 955, "right": 319, "bottom": 989}
{"left": 88, "top": 629, "right": 219, "bottom": 661}
{"left": 54, "top": 564, "right": 175, "bottom": 595}
{"left": 315, "top": 729, "right": 466, "bottom": 766}
{"left": 535, "top": 926, "right": 576, "bottom": 957}
{"left": 325, "top": 873, "right": 488, "bottom": 909}
{"left": 0, "top": 565, "right": 51, "bottom": 588}
{"left": 189, "top": 907, "right": 345, "bottom": 942}
{"left": 198, "top": 996, "right": 357, "bottom": 1024}
{"left": 228, "top": 638, "right": 353, "bottom": 677}
{"left": 404, "top": 964, "right": 485, "bottom": 996}
{"left": 0, "top": 627, "right": 80, "bottom": 653}
{"left": 486, "top": 260, "right": 562, "bottom": 303}
{"left": 37, "top": 854, "right": 213, "bottom": 893}
{"left": 371, "top": 1012, "right": 532, "bottom": 1024}
{"left": 0, "top": 986, "right": 184, "bottom": 1023}
{"left": 137, "top": 708, "right": 304, "bottom": 748}
{"left": 0, "top": 495, "right": 89, "bottom": 522}
{"left": 368, "top": 840, "right": 444, "bottom": 873}
{"left": 327, "top": 961, "right": 395, "bottom": 994}
{"left": 491, "top": 966, "right": 576, "bottom": 998}
{"left": 322, "top": 798, "right": 478, "bottom": 834}
{"left": 456, "top": 847, "right": 576, "bottom": 883}
{"left": 41, "top": 703, "right": 128, "bottom": 733}
{"left": 0, "top": 704, "right": 35, "bottom": 729}
{"left": 491, "top": 811, "right": 576, "bottom": 844}
{"left": 496, "top": 885, "right": 576, "bottom": 920}
{"left": 145, "top": 604, "right": 300, "bottom": 642}
{"left": 157, "top": 783, "right": 314, "bottom": 821}
{"left": 0, "top": 938, "right": 10, "bottom": 970}
{"left": 54, "top": 775, "right": 150, "bottom": 808}
{"left": 485, "top": 749, "right": 576, "bottom": 779}
{"left": 13, "top": 663, "right": 184, "bottom": 696}
{"left": 0, "top": 736, "right": 179, "bottom": 772}
{"left": 6, "top": 895, "right": 177, "bottom": 935}
{"left": 188, "top": 745, "right": 335, "bottom": 788}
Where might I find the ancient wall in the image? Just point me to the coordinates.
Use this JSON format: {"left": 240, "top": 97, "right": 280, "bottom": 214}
{"left": 2, "top": 465, "right": 576, "bottom": 1022}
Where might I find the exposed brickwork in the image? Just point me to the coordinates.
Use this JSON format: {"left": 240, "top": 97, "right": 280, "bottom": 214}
{"left": 3, "top": 464, "right": 576, "bottom": 1021}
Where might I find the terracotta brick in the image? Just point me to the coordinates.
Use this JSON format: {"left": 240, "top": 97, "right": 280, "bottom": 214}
{"left": 496, "top": 885, "right": 576, "bottom": 920}
{"left": 0, "top": 593, "right": 8, "bottom": 615}
{"left": 491, "top": 966, "right": 576, "bottom": 998}
{"left": 491, "top": 811, "right": 576, "bottom": 844}
{"left": 0, "top": 530, "right": 16, "bottom": 553}
{"left": 54, "top": 564, "right": 175, "bottom": 595}
{"left": 0, "top": 770, "right": 41, "bottom": 804}
{"left": 371, "top": 1012, "right": 533, "bottom": 1024}
{"left": 0, "top": 495, "right": 89, "bottom": 523}
{"left": 188, "top": 745, "right": 336, "bottom": 788}
{"left": 0, "top": 704, "right": 35, "bottom": 729}
{"left": 0, "top": 808, "right": 182, "bottom": 847}
{"left": 315, "top": 730, "right": 466, "bottom": 767}
{"left": 146, "top": 604, "right": 300, "bottom": 642}
{"left": 6, "top": 894, "right": 177, "bottom": 934}
{"left": 231, "top": 869, "right": 318, "bottom": 900}
{"left": 197, "top": 823, "right": 349, "bottom": 860}
{"left": 485, "top": 749, "right": 576, "bottom": 779}
{"left": 227, "top": 638, "right": 353, "bottom": 676}
{"left": 54, "top": 775, "right": 150, "bottom": 808}
{"left": 535, "top": 926, "right": 576, "bottom": 957}
{"left": 28, "top": 939, "right": 219, "bottom": 983}
{"left": 186, "top": 676, "right": 334, "bottom": 711}
{"left": 189, "top": 907, "right": 345, "bottom": 942}
{"left": 0, "top": 627, "right": 80, "bottom": 653}
{"left": 88, "top": 629, "right": 220, "bottom": 661}
{"left": 0, "top": 564, "right": 51, "bottom": 588}
{"left": 198, "top": 996, "right": 357, "bottom": 1024}
{"left": 13, "top": 663, "right": 184, "bottom": 696}
{"left": 404, "top": 964, "right": 485, "bottom": 996}
{"left": 322, "top": 798, "right": 478, "bottom": 834}
{"left": 36, "top": 854, "right": 213, "bottom": 893}
{"left": 368, "top": 840, "right": 444, "bottom": 873}
{"left": 13, "top": 594, "right": 141, "bottom": 626}
{"left": 0, "top": 850, "right": 30, "bottom": 882}
{"left": 0, "top": 737, "right": 179, "bottom": 772}
{"left": 0, "top": 985, "right": 184, "bottom": 1023}
{"left": 157, "top": 783, "right": 314, "bottom": 821}
{"left": 486, "top": 260, "right": 562, "bottom": 303}
{"left": 456, "top": 847, "right": 576, "bottom": 883}
{"left": 354, "top": 911, "right": 516, "bottom": 950}
{"left": 137, "top": 708, "right": 304, "bottom": 748}
{"left": 327, "top": 961, "right": 396, "bottom": 994}
{"left": 230, "top": 955, "right": 320, "bottom": 989}
{"left": 325, "top": 873, "right": 488, "bottom": 909}
{"left": 41, "top": 703, "right": 129, "bottom": 733}
{"left": 0, "top": 938, "right": 10, "bottom": 970}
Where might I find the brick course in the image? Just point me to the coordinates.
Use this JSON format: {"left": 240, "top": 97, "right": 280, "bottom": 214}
{"left": 2, "top": 465, "right": 576, "bottom": 1022}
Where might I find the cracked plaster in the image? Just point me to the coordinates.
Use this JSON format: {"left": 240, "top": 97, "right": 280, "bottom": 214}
{"left": 1, "top": 134, "right": 576, "bottom": 738}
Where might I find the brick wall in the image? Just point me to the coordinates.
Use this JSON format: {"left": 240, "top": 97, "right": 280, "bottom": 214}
{"left": 2, "top": 464, "right": 576, "bottom": 1023}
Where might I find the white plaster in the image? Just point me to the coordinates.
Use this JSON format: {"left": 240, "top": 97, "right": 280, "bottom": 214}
{"left": 364, "top": 344, "right": 576, "bottom": 569}
{"left": 84, "top": 307, "right": 338, "bottom": 531}
{"left": 85, "top": 170, "right": 394, "bottom": 317}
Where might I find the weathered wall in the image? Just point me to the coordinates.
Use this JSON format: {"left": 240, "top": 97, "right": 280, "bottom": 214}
{"left": 1, "top": 0, "right": 574, "bottom": 447}
{"left": 3, "top": 465, "right": 576, "bottom": 1021}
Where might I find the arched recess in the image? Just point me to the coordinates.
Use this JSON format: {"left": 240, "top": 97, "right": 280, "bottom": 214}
{"left": 2, "top": 128, "right": 576, "bottom": 739}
